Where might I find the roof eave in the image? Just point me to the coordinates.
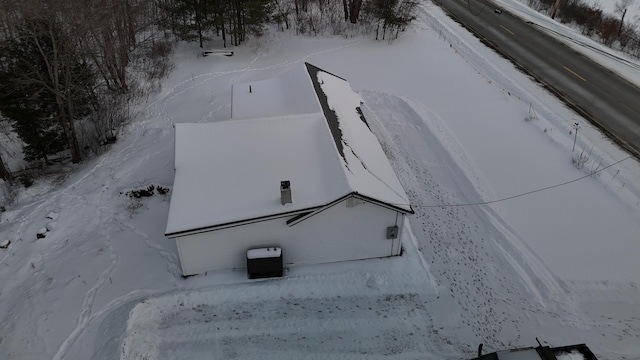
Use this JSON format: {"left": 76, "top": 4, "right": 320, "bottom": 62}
{"left": 165, "top": 205, "right": 323, "bottom": 238}
{"left": 166, "top": 192, "right": 413, "bottom": 238}
{"left": 287, "top": 192, "right": 413, "bottom": 227}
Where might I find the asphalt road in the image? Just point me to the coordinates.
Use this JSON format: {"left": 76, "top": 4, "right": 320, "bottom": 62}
{"left": 432, "top": 0, "right": 640, "bottom": 158}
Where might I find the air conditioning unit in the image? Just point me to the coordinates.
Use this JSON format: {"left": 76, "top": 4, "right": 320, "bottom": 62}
{"left": 246, "top": 247, "right": 283, "bottom": 279}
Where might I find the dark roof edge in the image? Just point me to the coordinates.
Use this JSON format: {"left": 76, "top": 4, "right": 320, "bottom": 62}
{"left": 165, "top": 206, "right": 322, "bottom": 238}
{"left": 288, "top": 192, "right": 414, "bottom": 227}
{"left": 286, "top": 194, "right": 352, "bottom": 227}
{"left": 304, "top": 62, "right": 347, "bottom": 81}
{"left": 167, "top": 193, "right": 413, "bottom": 237}
{"left": 356, "top": 193, "right": 414, "bottom": 214}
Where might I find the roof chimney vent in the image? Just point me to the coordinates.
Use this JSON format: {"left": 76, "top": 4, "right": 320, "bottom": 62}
{"left": 280, "top": 181, "right": 292, "bottom": 205}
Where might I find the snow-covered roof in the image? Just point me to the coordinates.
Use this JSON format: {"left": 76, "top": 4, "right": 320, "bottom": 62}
{"left": 247, "top": 247, "right": 282, "bottom": 259}
{"left": 165, "top": 63, "right": 412, "bottom": 236}
{"left": 231, "top": 65, "right": 321, "bottom": 119}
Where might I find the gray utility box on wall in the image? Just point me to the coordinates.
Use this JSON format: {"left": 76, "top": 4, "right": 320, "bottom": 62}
{"left": 386, "top": 225, "right": 399, "bottom": 239}
{"left": 246, "top": 247, "right": 283, "bottom": 279}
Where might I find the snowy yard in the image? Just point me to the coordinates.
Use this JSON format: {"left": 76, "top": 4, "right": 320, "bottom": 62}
{"left": 120, "top": 237, "right": 440, "bottom": 360}
{"left": 1, "top": 0, "right": 640, "bottom": 359}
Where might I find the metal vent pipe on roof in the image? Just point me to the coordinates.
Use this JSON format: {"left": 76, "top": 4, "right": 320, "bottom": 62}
{"left": 280, "top": 181, "right": 292, "bottom": 205}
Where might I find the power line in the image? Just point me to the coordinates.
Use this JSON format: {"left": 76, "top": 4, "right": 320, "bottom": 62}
{"left": 399, "top": 156, "right": 632, "bottom": 209}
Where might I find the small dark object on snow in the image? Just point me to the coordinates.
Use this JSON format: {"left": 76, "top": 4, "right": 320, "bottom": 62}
{"left": 101, "top": 135, "right": 117, "bottom": 146}
{"left": 202, "top": 50, "right": 234, "bottom": 57}
{"left": 128, "top": 185, "right": 155, "bottom": 198}
{"left": 20, "top": 175, "right": 34, "bottom": 188}
{"left": 494, "top": 8, "right": 502, "bottom": 14}
{"left": 0, "top": 240, "right": 10, "bottom": 249}
{"left": 37, "top": 232, "right": 46, "bottom": 239}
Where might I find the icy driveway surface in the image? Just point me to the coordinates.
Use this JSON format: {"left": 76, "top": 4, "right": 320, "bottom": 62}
{"left": 120, "top": 238, "right": 443, "bottom": 360}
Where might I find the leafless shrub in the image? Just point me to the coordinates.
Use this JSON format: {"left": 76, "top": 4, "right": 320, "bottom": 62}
{"left": 79, "top": 92, "right": 133, "bottom": 155}
{"left": 572, "top": 149, "right": 589, "bottom": 170}
{"left": 597, "top": 16, "right": 621, "bottom": 45}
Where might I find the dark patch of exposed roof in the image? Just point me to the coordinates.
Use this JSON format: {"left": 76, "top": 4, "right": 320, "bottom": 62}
{"left": 305, "top": 63, "right": 374, "bottom": 167}
{"left": 356, "top": 106, "right": 371, "bottom": 130}
{"left": 305, "top": 63, "right": 346, "bottom": 162}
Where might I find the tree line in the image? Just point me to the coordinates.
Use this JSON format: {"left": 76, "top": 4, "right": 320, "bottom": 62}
{"left": 531, "top": 0, "right": 640, "bottom": 56}
{"left": 0, "top": 0, "right": 417, "bottom": 190}
{"left": 0, "top": 0, "right": 172, "bottom": 180}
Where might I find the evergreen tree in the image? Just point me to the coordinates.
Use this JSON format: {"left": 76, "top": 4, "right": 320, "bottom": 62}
{"left": 162, "top": 0, "right": 217, "bottom": 47}
{"left": 365, "top": 0, "right": 416, "bottom": 40}
{"left": 0, "top": 39, "right": 64, "bottom": 162}
{"left": 159, "top": 0, "right": 273, "bottom": 47}
{"left": 0, "top": 16, "right": 95, "bottom": 163}
{"left": 241, "top": 0, "right": 274, "bottom": 39}
{"left": 0, "top": 94, "right": 66, "bottom": 163}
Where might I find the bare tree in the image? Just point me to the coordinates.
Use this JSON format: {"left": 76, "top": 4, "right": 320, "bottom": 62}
{"left": 0, "top": 152, "right": 10, "bottom": 182}
{"left": 78, "top": 1, "right": 132, "bottom": 93}
{"left": 1, "top": 0, "right": 171, "bottom": 166}
{"left": 615, "top": 0, "right": 633, "bottom": 34}
{"left": 0, "top": 115, "right": 14, "bottom": 183}
{"left": 551, "top": 0, "right": 561, "bottom": 19}
{"left": 26, "top": 9, "right": 85, "bottom": 163}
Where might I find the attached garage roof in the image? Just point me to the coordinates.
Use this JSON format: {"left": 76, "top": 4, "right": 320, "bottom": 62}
{"left": 165, "top": 63, "right": 412, "bottom": 236}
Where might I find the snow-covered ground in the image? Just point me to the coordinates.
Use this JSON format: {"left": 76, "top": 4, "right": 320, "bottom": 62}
{"left": 1, "top": 1, "right": 640, "bottom": 359}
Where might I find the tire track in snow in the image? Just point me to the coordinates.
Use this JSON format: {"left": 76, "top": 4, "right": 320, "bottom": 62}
{"left": 361, "top": 90, "right": 583, "bottom": 353}
{"left": 52, "top": 288, "right": 161, "bottom": 360}
{"left": 1, "top": 189, "right": 115, "bottom": 358}
{"left": 118, "top": 219, "right": 182, "bottom": 279}
{"left": 362, "top": 91, "right": 514, "bottom": 348}
{"left": 75, "top": 225, "right": 118, "bottom": 334}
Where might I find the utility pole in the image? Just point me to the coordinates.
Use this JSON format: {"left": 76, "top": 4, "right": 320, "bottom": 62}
{"left": 619, "top": 8, "right": 627, "bottom": 34}
{"left": 572, "top": 122, "right": 580, "bottom": 152}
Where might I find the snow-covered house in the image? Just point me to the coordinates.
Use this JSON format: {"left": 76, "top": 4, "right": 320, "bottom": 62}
{"left": 165, "top": 63, "right": 413, "bottom": 276}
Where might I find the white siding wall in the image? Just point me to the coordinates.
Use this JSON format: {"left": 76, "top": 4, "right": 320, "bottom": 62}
{"left": 174, "top": 199, "right": 403, "bottom": 275}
